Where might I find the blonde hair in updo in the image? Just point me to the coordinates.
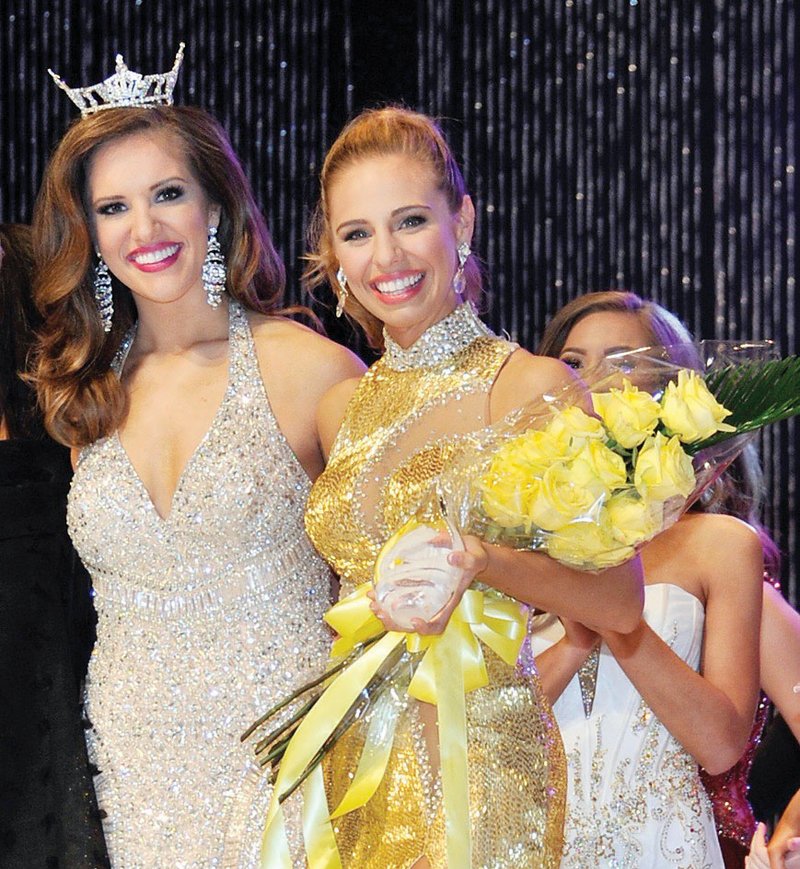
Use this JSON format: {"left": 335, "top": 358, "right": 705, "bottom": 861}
{"left": 304, "top": 106, "right": 482, "bottom": 349}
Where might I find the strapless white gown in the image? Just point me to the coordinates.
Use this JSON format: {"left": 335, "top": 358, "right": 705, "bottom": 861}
{"left": 532, "top": 583, "right": 724, "bottom": 868}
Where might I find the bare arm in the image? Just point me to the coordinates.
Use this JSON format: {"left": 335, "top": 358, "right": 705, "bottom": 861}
{"left": 760, "top": 582, "right": 800, "bottom": 742}
{"left": 767, "top": 787, "right": 800, "bottom": 869}
{"left": 373, "top": 348, "right": 643, "bottom": 636}
{"left": 476, "top": 543, "right": 644, "bottom": 633}
{"left": 251, "top": 316, "right": 365, "bottom": 480}
{"left": 484, "top": 348, "right": 644, "bottom": 631}
{"left": 599, "top": 515, "right": 763, "bottom": 774}
{"left": 534, "top": 618, "right": 598, "bottom": 703}
{"left": 489, "top": 347, "right": 590, "bottom": 421}
{"left": 316, "top": 376, "right": 362, "bottom": 460}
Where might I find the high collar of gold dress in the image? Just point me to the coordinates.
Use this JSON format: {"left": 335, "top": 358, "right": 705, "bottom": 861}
{"left": 381, "top": 302, "right": 495, "bottom": 371}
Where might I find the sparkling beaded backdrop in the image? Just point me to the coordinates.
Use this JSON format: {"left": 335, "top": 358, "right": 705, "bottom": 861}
{"left": 1, "top": 0, "right": 797, "bottom": 601}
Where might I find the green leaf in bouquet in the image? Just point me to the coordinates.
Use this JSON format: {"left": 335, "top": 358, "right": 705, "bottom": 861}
{"left": 240, "top": 630, "right": 387, "bottom": 743}
{"left": 693, "top": 356, "right": 800, "bottom": 451}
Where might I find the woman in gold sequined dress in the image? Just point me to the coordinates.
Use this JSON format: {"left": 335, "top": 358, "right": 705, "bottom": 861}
{"left": 303, "top": 107, "right": 644, "bottom": 869}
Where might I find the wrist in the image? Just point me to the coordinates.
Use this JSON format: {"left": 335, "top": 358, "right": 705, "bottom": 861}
{"left": 558, "top": 634, "right": 597, "bottom": 664}
{"left": 600, "top": 617, "right": 646, "bottom": 652}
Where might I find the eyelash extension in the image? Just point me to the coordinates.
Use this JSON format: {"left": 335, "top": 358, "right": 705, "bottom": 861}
{"left": 96, "top": 201, "right": 124, "bottom": 216}
{"left": 157, "top": 184, "right": 185, "bottom": 201}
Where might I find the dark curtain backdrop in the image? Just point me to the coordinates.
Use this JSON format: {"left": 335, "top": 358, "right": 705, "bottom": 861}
{"left": 1, "top": 0, "right": 797, "bottom": 603}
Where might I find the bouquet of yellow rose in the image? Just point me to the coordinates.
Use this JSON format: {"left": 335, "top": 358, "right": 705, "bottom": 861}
{"left": 431, "top": 341, "right": 800, "bottom": 573}
{"left": 465, "top": 368, "right": 728, "bottom": 569}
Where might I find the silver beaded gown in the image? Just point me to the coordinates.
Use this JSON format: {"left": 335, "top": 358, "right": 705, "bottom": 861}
{"left": 68, "top": 301, "right": 334, "bottom": 868}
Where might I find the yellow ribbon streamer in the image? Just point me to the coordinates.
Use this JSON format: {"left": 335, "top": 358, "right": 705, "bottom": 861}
{"left": 435, "top": 622, "right": 471, "bottom": 868}
{"left": 259, "top": 631, "right": 404, "bottom": 868}
{"left": 329, "top": 690, "right": 401, "bottom": 819}
{"left": 259, "top": 805, "right": 292, "bottom": 869}
{"left": 302, "top": 765, "right": 342, "bottom": 869}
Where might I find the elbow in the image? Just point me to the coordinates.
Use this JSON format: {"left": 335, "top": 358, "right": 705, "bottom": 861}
{"left": 614, "top": 595, "right": 645, "bottom": 634}
{"left": 585, "top": 558, "right": 645, "bottom": 634}
{"left": 700, "top": 748, "right": 742, "bottom": 777}
{"left": 589, "top": 585, "right": 644, "bottom": 635}
{"left": 697, "top": 724, "right": 751, "bottom": 776}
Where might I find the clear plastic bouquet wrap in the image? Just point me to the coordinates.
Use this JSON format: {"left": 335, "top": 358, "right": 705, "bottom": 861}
{"left": 247, "top": 341, "right": 800, "bottom": 868}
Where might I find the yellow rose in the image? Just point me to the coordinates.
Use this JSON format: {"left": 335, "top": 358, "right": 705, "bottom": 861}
{"left": 592, "top": 379, "right": 661, "bottom": 448}
{"left": 604, "top": 492, "right": 664, "bottom": 547}
{"left": 478, "top": 471, "right": 536, "bottom": 528}
{"left": 546, "top": 516, "right": 634, "bottom": 569}
{"left": 660, "top": 369, "right": 736, "bottom": 443}
{"left": 545, "top": 406, "right": 606, "bottom": 452}
{"left": 633, "top": 432, "right": 696, "bottom": 501}
{"left": 526, "top": 461, "right": 604, "bottom": 531}
{"left": 569, "top": 440, "right": 629, "bottom": 494}
{"left": 479, "top": 429, "right": 577, "bottom": 530}
{"left": 494, "top": 429, "right": 572, "bottom": 476}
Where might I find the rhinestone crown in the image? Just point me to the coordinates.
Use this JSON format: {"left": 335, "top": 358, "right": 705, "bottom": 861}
{"left": 48, "top": 43, "right": 185, "bottom": 117}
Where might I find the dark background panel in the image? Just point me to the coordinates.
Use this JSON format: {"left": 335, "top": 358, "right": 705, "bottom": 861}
{"left": 1, "top": 0, "right": 797, "bottom": 603}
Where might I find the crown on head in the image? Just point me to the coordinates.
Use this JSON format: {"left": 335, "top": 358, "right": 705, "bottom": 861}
{"left": 48, "top": 43, "right": 185, "bottom": 117}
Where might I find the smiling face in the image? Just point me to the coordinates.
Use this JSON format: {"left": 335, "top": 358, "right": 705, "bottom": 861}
{"left": 559, "top": 310, "right": 656, "bottom": 373}
{"left": 86, "top": 129, "right": 220, "bottom": 310}
{"left": 327, "top": 152, "right": 474, "bottom": 347}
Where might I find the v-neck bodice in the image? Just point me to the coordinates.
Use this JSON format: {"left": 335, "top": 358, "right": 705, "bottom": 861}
{"left": 110, "top": 315, "right": 234, "bottom": 524}
{"left": 69, "top": 301, "right": 314, "bottom": 595}
{"left": 67, "top": 300, "right": 334, "bottom": 866}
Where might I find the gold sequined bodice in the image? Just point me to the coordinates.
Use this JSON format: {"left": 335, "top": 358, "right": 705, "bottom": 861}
{"left": 305, "top": 304, "right": 566, "bottom": 869}
{"left": 306, "top": 332, "right": 513, "bottom": 590}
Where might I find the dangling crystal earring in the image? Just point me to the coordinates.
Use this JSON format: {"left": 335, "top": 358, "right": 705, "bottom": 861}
{"left": 453, "top": 241, "right": 471, "bottom": 296}
{"left": 93, "top": 252, "right": 113, "bottom": 333}
{"left": 335, "top": 266, "right": 348, "bottom": 318}
{"left": 202, "top": 225, "right": 227, "bottom": 308}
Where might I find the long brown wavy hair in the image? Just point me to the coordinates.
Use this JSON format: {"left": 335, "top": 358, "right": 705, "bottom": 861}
{"left": 32, "top": 105, "right": 286, "bottom": 448}
{"left": 304, "top": 105, "right": 483, "bottom": 349}
{"left": 537, "top": 289, "right": 780, "bottom": 574}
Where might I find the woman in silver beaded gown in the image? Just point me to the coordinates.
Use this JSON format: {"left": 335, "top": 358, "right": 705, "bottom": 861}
{"left": 31, "top": 94, "right": 364, "bottom": 865}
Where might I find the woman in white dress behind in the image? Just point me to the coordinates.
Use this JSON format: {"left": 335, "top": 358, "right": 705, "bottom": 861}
{"left": 533, "top": 291, "right": 764, "bottom": 868}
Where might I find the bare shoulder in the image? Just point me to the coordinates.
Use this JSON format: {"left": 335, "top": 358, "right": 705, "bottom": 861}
{"left": 665, "top": 513, "right": 763, "bottom": 579}
{"left": 248, "top": 313, "right": 365, "bottom": 385}
{"left": 492, "top": 347, "right": 584, "bottom": 419}
{"left": 243, "top": 313, "right": 365, "bottom": 479}
{"left": 680, "top": 511, "right": 763, "bottom": 550}
{"left": 643, "top": 512, "right": 764, "bottom": 601}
